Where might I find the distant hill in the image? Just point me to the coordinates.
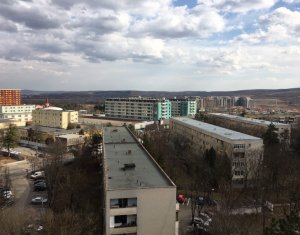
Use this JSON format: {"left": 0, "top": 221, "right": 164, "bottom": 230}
{"left": 22, "top": 88, "right": 300, "bottom": 107}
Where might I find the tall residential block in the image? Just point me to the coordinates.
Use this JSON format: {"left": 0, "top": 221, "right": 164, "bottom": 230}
{"left": 103, "top": 126, "right": 178, "bottom": 235}
{"left": 0, "top": 89, "right": 21, "bottom": 106}
{"left": 105, "top": 97, "right": 171, "bottom": 121}
{"left": 32, "top": 107, "right": 78, "bottom": 129}
{"left": 170, "top": 117, "right": 264, "bottom": 182}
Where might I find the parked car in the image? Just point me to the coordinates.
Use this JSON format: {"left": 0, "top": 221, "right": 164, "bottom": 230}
{"left": 30, "top": 171, "right": 45, "bottom": 180}
{"left": 177, "top": 194, "right": 185, "bottom": 203}
{"left": 33, "top": 180, "right": 46, "bottom": 185}
{"left": 196, "top": 196, "right": 216, "bottom": 206}
{"left": 0, "top": 198, "right": 14, "bottom": 209}
{"left": 2, "top": 190, "right": 13, "bottom": 199}
{"left": 198, "top": 213, "right": 212, "bottom": 223}
{"left": 31, "top": 197, "right": 47, "bottom": 205}
{"left": 34, "top": 182, "right": 47, "bottom": 191}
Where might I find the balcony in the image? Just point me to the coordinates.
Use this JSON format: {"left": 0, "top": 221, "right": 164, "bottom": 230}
{"left": 110, "top": 226, "right": 137, "bottom": 234}
{"left": 110, "top": 206, "right": 137, "bottom": 216}
{"left": 110, "top": 215, "right": 137, "bottom": 234}
{"left": 233, "top": 148, "right": 245, "bottom": 153}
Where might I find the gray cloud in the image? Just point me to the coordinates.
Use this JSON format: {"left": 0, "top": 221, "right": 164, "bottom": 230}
{"left": 69, "top": 15, "right": 127, "bottom": 35}
{"left": 0, "top": 18, "right": 18, "bottom": 32}
{"left": 0, "top": 4, "right": 60, "bottom": 29}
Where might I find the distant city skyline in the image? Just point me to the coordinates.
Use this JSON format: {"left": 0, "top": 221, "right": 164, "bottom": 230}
{"left": 0, "top": 0, "right": 299, "bottom": 91}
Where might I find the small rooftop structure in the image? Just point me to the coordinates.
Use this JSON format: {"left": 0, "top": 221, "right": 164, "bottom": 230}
{"left": 103, "top": 126, "right": 175, "bottom": 190}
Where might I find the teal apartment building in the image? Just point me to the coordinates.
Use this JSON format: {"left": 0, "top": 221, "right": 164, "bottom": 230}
{"left": 105, "top": 97, "right": 197, "bottom": 121}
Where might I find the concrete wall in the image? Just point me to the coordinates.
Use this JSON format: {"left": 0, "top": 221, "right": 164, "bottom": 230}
{"left": 106, "top": 187, "right": 176, "bottom": 235}
{"left": 32, "top": 110, "right": 78, "bottom": 129}
{"left": 170, "top": 119, "right": 264, "bottom": 180}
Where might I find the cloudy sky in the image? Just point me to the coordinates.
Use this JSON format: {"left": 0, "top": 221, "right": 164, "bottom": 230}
{"left": 0, "top": 0, "right": 299, "bottom": 91}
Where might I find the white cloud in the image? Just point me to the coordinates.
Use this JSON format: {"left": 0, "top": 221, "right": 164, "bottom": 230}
{"left": 282, "top": 0, "right": 300, "bottom": 3}
{"left": 131, "top": 6, "right": 225, "bottom": 38}
{"left": 232, "top": 7, "right": 300, "bottom": 43}
{"left": 0, "top": 0, "right": 299, "bottom": 91}
{"left": 198, "top": 0, "right": 278, "bottom": 13}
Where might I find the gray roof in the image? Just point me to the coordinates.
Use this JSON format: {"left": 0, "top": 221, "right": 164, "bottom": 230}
{"left": 18, "top": 126, "right": 81, "bottom": 135}
{"left": 211, "top": 113, "right": 290, "bottom": 127}
{"left": 103, "top": 126, "right": 175, "bottom": 190}
{"left": 171, "top": 117, "right": 261, "bottom": 141}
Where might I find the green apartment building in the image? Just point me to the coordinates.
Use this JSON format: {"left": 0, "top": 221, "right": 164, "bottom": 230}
{"left": 105, "top": 97, "right": 197, "bottom": 121}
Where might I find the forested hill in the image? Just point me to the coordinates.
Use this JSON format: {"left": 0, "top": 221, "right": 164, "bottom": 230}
{"left": 22, "top": 88, "right": 300, "bottom": 106}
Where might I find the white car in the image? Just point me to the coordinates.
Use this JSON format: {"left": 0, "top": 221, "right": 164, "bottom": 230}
{"left": 2, "top": 190, "right": 13, "bottom": 199}
{"left": 31, "top": 196, "right": 48, "bottom": 205}
{"left": 30, "top": 171, "right": 45, "bottom": 179}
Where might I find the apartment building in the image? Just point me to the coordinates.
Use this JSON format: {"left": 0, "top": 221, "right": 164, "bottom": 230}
{"left": 32, "top": 107, "right": 78, "bottom": 129}
{"left": 0, "top": 119, "right": 26, "bottom": 129}
{"left": 18, "top": 126, "right": 83, "bottom": 149}
{"left": 170, "top": 117, "right": 264, "bottom": 181}
{"left": 197, "top": 96, "right": 254, "bottom": 112}
{"left": 169, "top": 98, "right": 197, "bottom": 117}
{"left": 0, "top": 89, "right": 21, "bottom": 106}
{"left": 209, "top": 113, "right": 291, "bottom": 144}
{"left": 103, "top": 126, "right": 178, "bottom": 235}
{"left": 0, "top": 105, "right": 36, "bottom": 123}
{"left": 105, "top": 97, "right": 171, "bottom": 121}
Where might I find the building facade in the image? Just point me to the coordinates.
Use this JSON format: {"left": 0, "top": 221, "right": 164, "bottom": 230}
{"left": 105, "top": 97, "right": 171, "bottom": 121}
{"left": 0, "top": 105, "right": 36, "bottom": 123}
{"left": 32, "top": 107, "right": 78, "bottom": 129}
{"left": 170, "top": 98, "right": 197, "bottom": 117}
{"left": 170, "top": 117, "right": 264, "bottom": 182}
{"left": 0, "top": 119, "right": 26, "bottom": 129}
{"left": 103, "top": 126, "right": 178, "bottom": 235}
{"left": 18, "top": 126, "right": 83, "bottom": 149}
{"left": 208, "top": 113, "right": 291, "bottom": 145}
{"left": 0, "top": 89, "right": 21, "bottom": 106}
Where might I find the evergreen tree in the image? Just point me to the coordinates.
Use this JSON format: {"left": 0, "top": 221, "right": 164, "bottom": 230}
{"left": 263, "top": 123, "right": 279, "bottom": 146}
{"left": 264, "top": 210, "right": 300, "bottom": 235}
{"left": 3, "top": 125, "right": 19, "bottom": 157}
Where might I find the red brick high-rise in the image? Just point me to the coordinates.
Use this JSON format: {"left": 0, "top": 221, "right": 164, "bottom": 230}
{"left": 0, "top": 89, "right": 21, "bottom": 106}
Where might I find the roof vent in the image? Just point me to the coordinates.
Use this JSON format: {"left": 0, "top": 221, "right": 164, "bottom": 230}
{"left": 122, "top": 163, "right": 136, "bottom": 170}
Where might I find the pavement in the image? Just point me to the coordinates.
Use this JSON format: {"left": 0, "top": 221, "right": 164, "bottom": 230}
{"left": 179, "top": 203, "right": 194, "bottom": 235}
{"left": 4, "top": 160, "right": 31, "bottom": 210}
{"left": 2, "top": 148, "right": 47, "bottom": 219}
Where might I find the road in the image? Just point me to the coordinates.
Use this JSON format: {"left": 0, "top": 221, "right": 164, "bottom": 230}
{"left": 5, "top": 160, "right": 31, "bottom": 209}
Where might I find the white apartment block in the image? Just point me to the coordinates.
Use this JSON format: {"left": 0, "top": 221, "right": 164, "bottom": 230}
{"left": 170, "top": 117, "right": 264, "bottom": 182}
{"left": 105, "top": 97, "right": 171, "bottom": 121}
{"left": 209, "top": 113, "right": 291, "bottom": 144}
{"left": 103, "top": 126, "right": 178, "bottom": 235}
{"left": 0, "top": 105, "right": 36, "bottom": 122}
{"left": 32, "top": 107, "right": 78, "bottom": 129}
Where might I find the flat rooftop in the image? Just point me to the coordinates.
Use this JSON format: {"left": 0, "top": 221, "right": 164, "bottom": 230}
{"left": 103, "top": 126, "right": 175, "bottom": 190}
{"left": 171, "top": 117, "right": 261, "bottom": 141}
{"left": 19, "top": 126, "right": 82, "bottom": 135}
{"left": 211, "top": 113, "right": 290, "bottom": 127}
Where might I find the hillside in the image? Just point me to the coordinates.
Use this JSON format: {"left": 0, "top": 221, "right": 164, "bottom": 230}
{"left": 22, "top": 88, "right": 300, "bottom": 107}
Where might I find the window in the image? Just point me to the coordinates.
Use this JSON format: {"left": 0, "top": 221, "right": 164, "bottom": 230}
{"left": 110, "top": 198, "right": 137, "bottom": 208}
{"left": 233, "top": 144, "right": 245, "bottom": 149}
